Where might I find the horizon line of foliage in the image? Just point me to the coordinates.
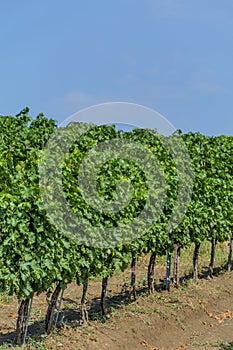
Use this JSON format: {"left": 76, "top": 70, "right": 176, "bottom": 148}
{"left": 0, "top": 108, "right": 232, "bottom": 300}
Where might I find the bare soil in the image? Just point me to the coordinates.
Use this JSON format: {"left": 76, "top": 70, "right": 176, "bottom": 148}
{"left": 0, "top": 245, "right": 233, "bottom": 350}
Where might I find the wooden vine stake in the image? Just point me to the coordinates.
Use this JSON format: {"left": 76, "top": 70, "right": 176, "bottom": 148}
{"left": 227, "top": 237, "right": 233, "bottom": 272}
{"left": 54, "top": 289, "right": 64, "bottom": 329}
{"left": 45, "top": 282, "right": 62, "bottom": 334}
{"left": 165, "top": 252, "right": 171, "bottom": 291}
{"left": 174, "top": 243, "right": 181, "bottom": 287}
{"left": 147, "top": 252, "right": 156, "bottom": 293}
{"left": 130, "top": 257, "right": 137, "bottom": 300}
{"left": 101, "top": 277, "right": 108, "bottom": 316}
{"left": 193, "top": 243, "right": 200, "bottom": 280}
{"left": 209, "top": 237, "right": 216, "bottom": 278}
{"left": 81, "top": 277, "right": 89, "bottom": 323}
{"left": 16, "top": 297, "right": 33, "bottom": 346}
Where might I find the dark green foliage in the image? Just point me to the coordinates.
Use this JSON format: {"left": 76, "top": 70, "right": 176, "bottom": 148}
{"left": 0, "top": 109, "right": 232, "bottom": 302}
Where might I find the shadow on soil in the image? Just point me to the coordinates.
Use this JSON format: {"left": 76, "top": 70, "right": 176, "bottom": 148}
{"left": 0, "top": 319, "right": 45, "bottom": 347}
{"left": 220, "top": 342, "right": 233, "bottom": 350}
{"left": 0, "top": 287, "right": 148, "bottom": 347}
{"left": 179, "top": 264, "right": 226, "bottom": 286}
{"left": 0, "top": 263, "right": 230, "bottom": 347}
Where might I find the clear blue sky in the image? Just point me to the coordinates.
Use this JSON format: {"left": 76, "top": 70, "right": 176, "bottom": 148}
{"left": 0, "top": 0, "right": 232, "bottom": 135}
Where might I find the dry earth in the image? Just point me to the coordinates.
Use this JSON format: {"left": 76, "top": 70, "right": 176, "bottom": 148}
{"left": 0, "top": 246, "right": 233, "bottom": 350}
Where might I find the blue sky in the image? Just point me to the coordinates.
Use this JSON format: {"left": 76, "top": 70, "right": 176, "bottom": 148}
{"left": 0, "top": 0, "right": 232, "bottom": 135}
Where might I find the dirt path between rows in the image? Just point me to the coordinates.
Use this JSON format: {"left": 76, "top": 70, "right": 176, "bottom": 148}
{"left": 0, "top": 259, "right": 233, "bottom": 349}
{"left": 68, "top": 272, "right": 233, "bottom": 350}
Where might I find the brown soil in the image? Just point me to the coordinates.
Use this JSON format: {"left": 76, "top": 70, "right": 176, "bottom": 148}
{"left": 0, "top": 249, "right": 233, "bottom": 350}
